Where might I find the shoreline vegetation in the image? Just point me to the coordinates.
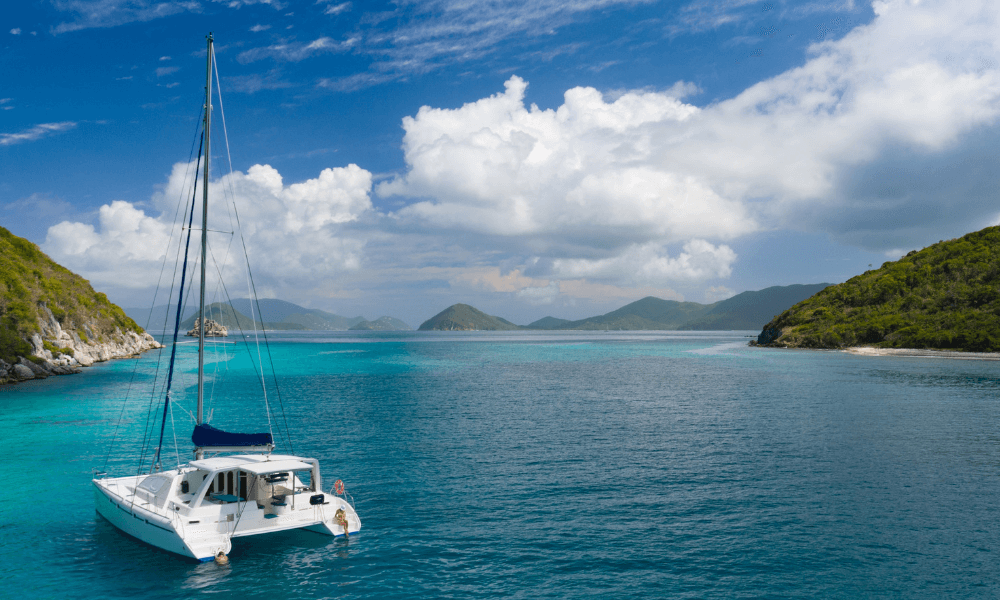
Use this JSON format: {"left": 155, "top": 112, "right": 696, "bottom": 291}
{"left": 0, "top": 226, "right": 160, "bottom": 386}
{"left": 755, "top": 225, "right": 1000, "bottom": 353}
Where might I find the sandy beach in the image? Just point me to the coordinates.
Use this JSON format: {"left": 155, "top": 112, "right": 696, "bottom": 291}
{"left": 844, "top": 347, "right": 1000, "bottom": 360}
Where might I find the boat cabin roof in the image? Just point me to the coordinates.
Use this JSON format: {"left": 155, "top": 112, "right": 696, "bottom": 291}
{"left": 189, "top": 454, "right": 313, "bottom": 474}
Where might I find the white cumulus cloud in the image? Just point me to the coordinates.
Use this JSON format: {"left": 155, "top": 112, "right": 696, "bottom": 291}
{"left": 379, "top": 0, "right": 1000, "bottom": 283}
{"left": 379, "top": 76, "right": 705, "bottom": 229}
{"left": 550, "top": 241, "right": 736, "bottom": 285}
{"left": 45, "top": 162, "right": 374, "bottom": 292}
{"left": 377, "top": 74, "right": 749, "bottom": 287}
{"left": 516, "top": 281, "right": 560, "bottom": 305}
{"left": 673, "top": 0, "right": 1000, "bottom": 249}
{"left": 45, "top": 201, "right": 174, "bottom": 288}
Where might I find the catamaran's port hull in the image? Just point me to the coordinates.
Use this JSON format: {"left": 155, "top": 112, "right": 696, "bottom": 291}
{"left": 93, "top": 481, "right": 220, "bottom": 560}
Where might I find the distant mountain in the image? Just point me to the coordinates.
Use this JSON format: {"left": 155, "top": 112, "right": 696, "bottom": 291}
{"left": 418, "top": 285, "right": 828, "bottom": 333}
{"left": 314, "top": 310, "right": 366, "bottom": 329}
{"left": 140, "top": 300, "right": 378, "bottom": 331}
{"left": 124, "top": 305, "right": 197, "bottom": 330}
{"left": 148, "top": 298, "right": 396, "bottom": 331}
{"left": 179, "top": 303, "right": 306, "bottom": 331}
{"left": 419, "top": 304, "right": 521, "bottom": 331}
{"left": 557, "top": 297, "right": 714, "bottom": 330}
{"left": 282, "top": 311, "right": 364, "bottom": 330}
{"left": 526, "top": 316, "right": 572, "bottom": 329}
{"left": 228, "top": 298, "right": 305, "bottom": 323}
{"left": 349, "top": 316, "right": 412, "bottom": 331}
{"left": 229, "top": 299, "right": 363, "bottom": 330}
{"left": 677, "top": 284, "right": 831, "bottom": 331}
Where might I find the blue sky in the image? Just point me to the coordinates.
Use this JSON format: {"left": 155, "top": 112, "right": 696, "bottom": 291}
{"left": 3, "top": 0, "right": 999, "bottom": 327}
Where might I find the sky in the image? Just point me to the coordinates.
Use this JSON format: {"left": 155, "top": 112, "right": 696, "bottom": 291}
{"left": 3, "top": 0, "right": 1000, "bottom": 327}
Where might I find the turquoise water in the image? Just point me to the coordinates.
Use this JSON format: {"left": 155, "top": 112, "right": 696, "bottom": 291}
{"left": 2, "top": 330, "right": 998, "bottom": 599}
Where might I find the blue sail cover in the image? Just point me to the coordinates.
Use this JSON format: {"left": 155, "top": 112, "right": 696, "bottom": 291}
{"left": 192, "top": 423, "right": 273, "bottom": 447}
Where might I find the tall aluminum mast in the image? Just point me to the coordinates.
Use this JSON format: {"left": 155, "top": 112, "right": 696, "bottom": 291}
{"left": 197, "top": 32, "right": 213, "bottom": 446}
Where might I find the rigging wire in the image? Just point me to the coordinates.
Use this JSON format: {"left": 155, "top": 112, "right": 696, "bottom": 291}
{"left": 204, "top": 244, "right": 237, "bottom": 425}
{"left": 151, "top": 135, "right": 203, "bottom": 472}
{"left": 212, "top": 45, "right": 294, "bottom": 453}
{"left": 137, "top": 133, "right": 205, "bottom": 475}
{"left": 210, "top": 45, "right": 238, "bottom": 248}
{"left": 102, "top": 112, "right": 204, "bottom": 474}
{"left": 211, "top": 48, "right": 270, "bottom": 421}
{"left": 138, "top": 146, "right": 201, "bottom": 476}
{"left": 245, "top": 269, "right": 295, "bottom": 455}
{"left": 204, "top": 238, "right": 286, "bottom": 449}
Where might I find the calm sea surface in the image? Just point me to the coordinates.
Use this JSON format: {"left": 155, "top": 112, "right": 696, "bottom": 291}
{"left": 1, "top": 330, "right": 998, "bottom": 599}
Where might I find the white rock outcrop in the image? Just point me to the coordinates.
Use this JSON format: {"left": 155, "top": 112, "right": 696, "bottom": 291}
{"left": 186, "top": 318, "right": 228, "bottom": 338}
{"left": 0, "top": 305, "right": 163, "bottom": 385}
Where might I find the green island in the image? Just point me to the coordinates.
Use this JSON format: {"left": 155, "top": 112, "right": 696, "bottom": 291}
{"left": 350, "top": 316, "right": 412, "bottom": 331}
{"left": 419, "top": 304, "right": 520, "bottom": 331}
{"left": 756, "top": 225, "right": 1000, "bottom": 351}
{"left": 0, "top": 226, "right": 145, "bottom": 365}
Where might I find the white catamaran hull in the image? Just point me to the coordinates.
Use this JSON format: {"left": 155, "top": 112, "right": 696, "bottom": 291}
{"left": 94, "top": 463, "right": 361, "bottom": 561}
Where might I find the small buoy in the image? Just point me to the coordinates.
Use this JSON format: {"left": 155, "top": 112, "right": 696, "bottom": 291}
{"left": 214, "top": 551, "right": 229, "bottom": 565}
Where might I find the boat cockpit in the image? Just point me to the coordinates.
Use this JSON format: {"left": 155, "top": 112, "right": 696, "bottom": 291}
{"left": 169, "top": 455, "right": 325, "bottom": 513}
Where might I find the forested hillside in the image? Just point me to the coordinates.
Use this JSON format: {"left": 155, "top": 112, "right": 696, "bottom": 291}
{"left": 0, "top": 226, "right": 142, "bottom": 363}
{"left": 757, "top": 227, "right": 1000, "bottom": 351}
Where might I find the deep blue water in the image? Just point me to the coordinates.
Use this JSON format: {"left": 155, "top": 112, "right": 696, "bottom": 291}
{"left": 1, "top": 331, "right": 998, "bottom": 599}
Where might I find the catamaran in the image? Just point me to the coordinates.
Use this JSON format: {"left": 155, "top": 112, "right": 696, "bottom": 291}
{"left": 92, "top": 34, "right": 361, "bottom": 562}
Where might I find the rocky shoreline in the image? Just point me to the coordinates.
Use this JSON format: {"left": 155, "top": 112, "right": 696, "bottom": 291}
{"left": 0, "top": 305, "right": 162, "bottom": 385}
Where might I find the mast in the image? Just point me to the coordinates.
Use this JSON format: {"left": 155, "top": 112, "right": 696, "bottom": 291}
{"left": 197, "top": 33, "right": 213, "bottom": 444}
